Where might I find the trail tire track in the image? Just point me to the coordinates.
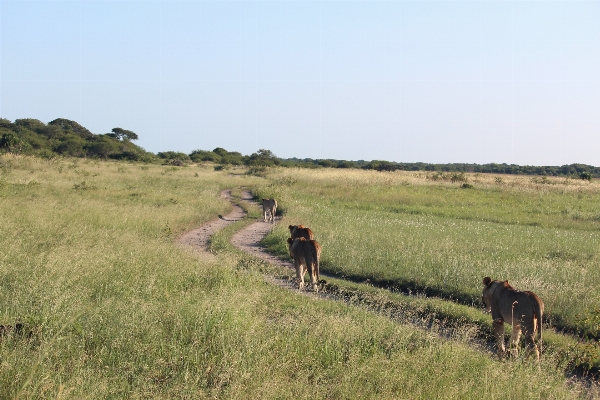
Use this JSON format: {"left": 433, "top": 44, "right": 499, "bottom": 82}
{"left": 178, "top": 189, "right": 317, "bottom": 293}
{"left": 176, "top": 189, "right": 245, "bottom": 257}
{"left": 177, "top": 189, "right": 288, "bottom": 266}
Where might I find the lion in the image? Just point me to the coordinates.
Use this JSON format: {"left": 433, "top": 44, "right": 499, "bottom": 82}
{"left": 288, "top": 224, "right": 315, "bottom": 240}
{"left": 481, "top": 277, "right": 544, "bottom": 360}
{"left": 261, "top": 198, "right": 277, "bottom": 223}
{"left": 287, "top": 237, "right": 321, "bottom": 292}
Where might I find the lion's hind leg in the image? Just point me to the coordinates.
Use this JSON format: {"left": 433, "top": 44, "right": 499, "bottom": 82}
{"left": 295, "top": 261, "right": 306, "bottom": 290}
{"left": 509, "top": 323, "right": 522, "bottom": 359}
{"left": 309, "top": 262, "right": 318, "bottom": 293}
{"left": 523, "top": 318, "right": 541, "bottom": 361}
{"left": 493, "top": 318, "right": 507, "bottom": 359}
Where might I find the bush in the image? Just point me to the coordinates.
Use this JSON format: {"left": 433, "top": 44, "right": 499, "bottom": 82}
{"left": 450, "top": 172, "right": 467, "bottom": 183}
{"left": 189, "top": 150, "right": 220, "bottom": 163}
{"left": 0, "top": 132, "right": 21, "bottom": 152}
{"left": 37, "top": 148, "right": 57, "bottom": 160}
{"left": 157, "top": 151, "right": 190, "bottom": 161}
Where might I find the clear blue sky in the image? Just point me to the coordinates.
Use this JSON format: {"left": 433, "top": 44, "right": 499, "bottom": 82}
{"left": 1, "top": 1, "right": 599, "bottom": 166}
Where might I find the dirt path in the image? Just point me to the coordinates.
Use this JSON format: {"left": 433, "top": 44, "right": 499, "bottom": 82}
{"left": 177, "top": 189, "right": 310, "bottom": 292}
{"left": 230, "top": 192, "right": 293, "bottom": 268}
{"left": 177, "top": 189, "right": 289, "bottom": 265}
{"left": 176, "top": 190, "right": 246, "bottom": 256}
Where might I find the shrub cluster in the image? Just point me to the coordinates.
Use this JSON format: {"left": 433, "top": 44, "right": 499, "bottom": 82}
{"left": 2, "top": 117, "right": 597, "bottom": 178}
{"left": 0, "top": 118, "right": 155, "bottom": 161}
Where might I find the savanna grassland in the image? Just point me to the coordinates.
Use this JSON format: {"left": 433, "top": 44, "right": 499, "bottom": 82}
{"left": 0, "top": 154, "right": 596, "bottom": 398}
{"left": 258, "top": 168, "right": 600, "bottom": 334}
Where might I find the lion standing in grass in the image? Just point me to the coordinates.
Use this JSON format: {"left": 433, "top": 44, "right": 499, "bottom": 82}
{"left": 287, "top": 237, "right": 321, "bottom": 292}
{"left": 261, "top": 198, "right": 277, "bottom": 223}
{"left": 482, "top": 277, "right": 544, "bottom": 360}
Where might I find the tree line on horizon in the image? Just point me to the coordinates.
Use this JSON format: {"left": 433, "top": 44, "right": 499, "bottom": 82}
{"left": 0, "top": 117, "right": 597, "bottom": 179}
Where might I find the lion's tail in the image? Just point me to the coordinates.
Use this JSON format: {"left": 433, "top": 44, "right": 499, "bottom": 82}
{"left": 534, "top": 299, "right": 543, "bottom": 350}
{"left": 311, "top": 242, "right": 320, "bottom": 282}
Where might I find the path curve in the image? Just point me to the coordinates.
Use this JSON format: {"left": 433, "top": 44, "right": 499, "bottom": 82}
{"left": 231, "top": 192, "right": 293, "bottom": 269}
{"left": 177, "top": 189, "right": 288, "bottom": 266}
{"left": 176, "top": 189, "right": 246, "bottom": 254}
{"left": 177, "top": 189, "right": 310, "bottom": 292}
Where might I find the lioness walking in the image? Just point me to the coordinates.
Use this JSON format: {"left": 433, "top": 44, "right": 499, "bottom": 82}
{"left": 261, "top": 198, "right": 277, "bottom": 223}
{"left": 287, "top": 237, "right": 321, "bottom": 292}
{"left": 288, "top": 224, "right": 315, "bottom": 240}
{"left": 481, "top": 277, "right": 544, "bottom": 360}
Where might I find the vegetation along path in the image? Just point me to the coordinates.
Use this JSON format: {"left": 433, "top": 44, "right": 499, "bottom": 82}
{"left": 178, "top": 188, "right": 600, "bottom": 392}
{"left": 178, "top": 189, "right": 304, "bottom": 292}
{"left": 179, "top": 190, "right": 495, "bottom": 348}
{"left": 177, "top": 189, "right": 246, "bottom": 253}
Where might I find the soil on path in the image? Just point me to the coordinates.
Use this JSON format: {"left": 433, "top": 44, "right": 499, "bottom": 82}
{"left": 230, "top": 192, "right": 294, "bottom": 269}
{"left": 177, "top": 189, "right": 302, "bottom": 291}
{"left": 176, "top": 190, "right": 246, "bottom": 256}
{"left": 177, "top": 189, "right": 289, "bottom": 266}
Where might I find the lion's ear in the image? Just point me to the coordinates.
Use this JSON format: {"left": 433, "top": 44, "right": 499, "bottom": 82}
{"left": 483, "top": 277, "right": 492, "bottom": 286}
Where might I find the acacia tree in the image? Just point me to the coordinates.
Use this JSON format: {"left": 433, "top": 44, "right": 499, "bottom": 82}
{"left": 246, "top": 149, "right": 279, "bottom": 166}
{"left": 108, "top": 127, "right": 138, "bottom": 141}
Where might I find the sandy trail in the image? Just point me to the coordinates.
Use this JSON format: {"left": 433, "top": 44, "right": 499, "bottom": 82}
{"left": 230, "top": 191, "right": 294, "bottom": 269}
{"left": 177, "top": 189, "right": 309, "bottom": 292}
{"left": 176, "top": 190, "right": 246, "bottom": 253}
{"left": 177, "top": 189, "right": 290, "bottom": 266}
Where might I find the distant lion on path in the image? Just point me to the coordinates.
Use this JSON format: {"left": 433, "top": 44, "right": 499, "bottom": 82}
{"left": 261, "top": 198, "right": 277, "bottom": 223}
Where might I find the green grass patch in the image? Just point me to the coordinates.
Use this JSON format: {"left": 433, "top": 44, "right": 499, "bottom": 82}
{"left": 0, "top": 156, "right": 594, "bottom": 397}
{"left": 256, "top": 168, "right": 600, "bottom": 339}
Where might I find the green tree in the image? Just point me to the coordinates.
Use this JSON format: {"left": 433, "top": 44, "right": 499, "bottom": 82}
{"left": 318, "top": 159, "right": 336, "bottom": 168}
{"left": 86, "top": 135, "right": 120, "bottom": 159}
{"left": 14, "top": 118, "right": 45, "bottom": 132}
{"left": 337, "top": 160, "right": 357, "bottom": 169}
{"left": 0, "top": 118, "right": 13, "bottom": 129}
{"left": 0, "top": 131, "right": 20, "bottom": 152}
{"left": 108, "top": 127, "right": 139, "bottom": 141}
{"left": 157, "top": 151, "right": 189, "bottom": 161}
{"left": 246, "top": 149, "right": 279, "bottom": 166}
{"left": 220, "top": 152, "right": 244, "bottom": 165}
{"left": 189, "top": 149, "right": 220, "bottom": 163}
{"left": 212, "top": 147, "right": 229, "bottom": 157}
{"left": 49, "top": 118, "right": 94, "bottom": 139}
{"left": 53, "top": 135, "right": 87, "bottom": 157}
